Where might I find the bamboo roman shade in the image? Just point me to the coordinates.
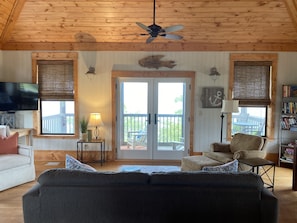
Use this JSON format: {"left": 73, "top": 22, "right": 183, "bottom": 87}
{"left": 37, "top": 60, "right": 74, "bottom": 100}
{"left": 233, "top": 61, "right": 271, "bottom": 106}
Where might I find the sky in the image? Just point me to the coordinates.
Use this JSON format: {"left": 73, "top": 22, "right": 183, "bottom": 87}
{"left": 123, "top": 82, "right": 184, "bottom": 114}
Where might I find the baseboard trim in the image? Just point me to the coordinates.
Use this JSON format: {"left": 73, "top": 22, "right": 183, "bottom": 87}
{"left": 34, "top": 150, "right": 279, "bottom": 164}
{"left": 34, "top": 150, "right": 111, "bottom": 162}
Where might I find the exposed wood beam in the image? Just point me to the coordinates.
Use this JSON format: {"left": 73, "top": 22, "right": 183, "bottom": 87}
{"left": 284, "top": 0, "right": 297, "bottom": 31}
{"left": 2, "top": 42, "right": 297, "bottom": 51}
{"left": 0, "top": 0, "right": 27, "bottom": 43}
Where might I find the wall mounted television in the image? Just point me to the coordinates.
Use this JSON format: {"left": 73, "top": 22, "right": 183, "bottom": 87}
{"left": 0, "top": 82, "right": 39, "bottom": 111}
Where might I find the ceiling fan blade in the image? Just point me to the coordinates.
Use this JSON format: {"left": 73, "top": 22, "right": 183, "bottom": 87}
{"left": 162, "top": 33, "right": 183, "bottom": 40}
{"left": 136, "top": 22, "right": 151, "bottom": 32}
{"left": 164, "top": 25, "right": 184, "bottom": 33}
{"left": 146, "top": 36, "right": 156, "bottom": 43}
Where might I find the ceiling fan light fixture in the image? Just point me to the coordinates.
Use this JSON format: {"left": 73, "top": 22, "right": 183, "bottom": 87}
{"left": 136, "top": 0, "right": 184, "bottom": 43}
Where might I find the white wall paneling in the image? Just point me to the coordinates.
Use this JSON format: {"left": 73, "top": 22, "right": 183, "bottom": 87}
{"left": 0, "top": 51, "right": 296, "bottom": 154}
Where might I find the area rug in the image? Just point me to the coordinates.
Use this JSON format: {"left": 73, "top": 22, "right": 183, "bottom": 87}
{"left": 119, "top": 165, "right": 180, "bottom": 174}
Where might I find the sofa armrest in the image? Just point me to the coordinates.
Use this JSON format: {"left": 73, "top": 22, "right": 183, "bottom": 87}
{"left": 23, "top": 183, "right": 41, "bottom": 223}
{"left": 261, "top": 188, "right": 279, "bottom": 223}
{"left": 18, "top": 144, "right": 33, "bottom": 157}
{"left": 233, "top": 150, "right": 266, "bottom": 159}
{"left": 210, "top": 143, "right": 231, "bottom": 152}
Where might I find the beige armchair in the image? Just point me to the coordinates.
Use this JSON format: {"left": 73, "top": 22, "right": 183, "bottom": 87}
{"left": 203, "top": 133, "right": 266, "bottom": 170}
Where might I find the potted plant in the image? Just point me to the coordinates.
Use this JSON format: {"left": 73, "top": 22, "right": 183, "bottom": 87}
{"left": 80, "top": 117, "right": 88, "bottom": 141}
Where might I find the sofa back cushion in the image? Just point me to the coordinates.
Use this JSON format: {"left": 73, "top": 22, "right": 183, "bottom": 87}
{"left": 230, "top": 133, "right": 264, "bottom": 153}
{"left": 0, "top": 132, "right": 19, "bottom": 154}
{"left": 38, "top": 168, "right": 150, "bottom": 186}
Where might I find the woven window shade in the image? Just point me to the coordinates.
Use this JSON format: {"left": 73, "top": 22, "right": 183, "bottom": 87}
{"left": 38, "top": 60, "right": 74, "bottom": 100}
{"left": 233, "top": 61, "right": 271, "bottom": 106}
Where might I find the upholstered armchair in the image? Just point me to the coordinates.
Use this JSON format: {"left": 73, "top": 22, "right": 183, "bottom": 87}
{"left": 0, "top": 132, "right": 35, "bottom": 191}
{"left": 203, "top": 133, "right": 266, "bottom": 170}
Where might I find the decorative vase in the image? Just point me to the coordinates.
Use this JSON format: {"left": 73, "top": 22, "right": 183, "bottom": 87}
{"left": 87, "top": 130, "right": 92, "bottom": 142}
{"left": 81, "top": 132, "right": 88, "bottom": 142}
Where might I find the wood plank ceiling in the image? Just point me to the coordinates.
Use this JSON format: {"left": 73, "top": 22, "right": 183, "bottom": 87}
{"left": 0, "top": 0, "right": 297, "bottom": 51}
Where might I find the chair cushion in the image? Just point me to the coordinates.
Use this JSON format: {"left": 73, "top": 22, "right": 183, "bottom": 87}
{"left": 230, "top": 133, "right": 264, "bottom": 153}
{"left": 0, "top": 132, "right": 19, "bottom": 154}
{"left": 203, "top": 152, "right": 234, "bottom": 163}
{"left": 0, "top": 154, "right": 31, "bottom": 171}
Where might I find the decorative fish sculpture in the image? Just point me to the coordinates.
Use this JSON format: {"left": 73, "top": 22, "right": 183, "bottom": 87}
{"left": 138, "top": 55, "right": 176, "bottom": 69}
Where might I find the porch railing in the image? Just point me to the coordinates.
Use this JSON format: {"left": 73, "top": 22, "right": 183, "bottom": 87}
{"left": 123, "top": 114, "right": 183, "bottom": 144}
{"left": 232, "top": 114, "right": 265, "bottom": 136}
{"left": 42, "top": 114, "right": 74, "bottom": 134}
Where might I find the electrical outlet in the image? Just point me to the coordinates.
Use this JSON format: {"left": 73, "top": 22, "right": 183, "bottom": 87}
{"left": 84, "top": 144, "right": 88, "bottom": 150}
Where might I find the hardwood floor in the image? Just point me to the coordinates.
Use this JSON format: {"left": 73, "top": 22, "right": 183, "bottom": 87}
{"left": 0, "top": 160, "right": 296, "bottom": 223}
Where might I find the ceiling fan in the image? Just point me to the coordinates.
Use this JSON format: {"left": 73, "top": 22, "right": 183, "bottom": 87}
{"left": 136, "top": 0, "right": 184, "bottom": 43}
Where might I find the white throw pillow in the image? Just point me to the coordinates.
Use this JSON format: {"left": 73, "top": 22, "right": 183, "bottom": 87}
{"left": 6, "top": 125, "right": 10, "bottom": 136}
{"left": 0, "top": 125, "right": 7, "bottom": 138}
{"left": 65, "top": 154, "right": 97, "bottom": 172}
{"left": 202, "top": 159, "right": 238, "bottom": 172}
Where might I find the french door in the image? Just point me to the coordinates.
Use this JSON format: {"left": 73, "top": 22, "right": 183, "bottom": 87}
{"left": 116, "top": 77, "right": 191, "bottom": 160}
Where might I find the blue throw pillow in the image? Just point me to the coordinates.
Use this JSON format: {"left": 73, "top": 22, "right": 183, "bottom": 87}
{"left": 202, "top": 159, "right": 238, "bottom": 172}
{"left": 65, "top": 154, "right": 97, "bottom": 172}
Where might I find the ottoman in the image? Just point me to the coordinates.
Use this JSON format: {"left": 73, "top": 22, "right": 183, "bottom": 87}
{"left": 181, "top": 155, "right": 222, "bottom": 171}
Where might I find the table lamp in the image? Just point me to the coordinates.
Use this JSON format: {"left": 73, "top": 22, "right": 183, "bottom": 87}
{"left": 88, "top": 113, "right": 104, "bottom": 139}
{"left": 220, "top": 100, "right": 239, "bottom": 142}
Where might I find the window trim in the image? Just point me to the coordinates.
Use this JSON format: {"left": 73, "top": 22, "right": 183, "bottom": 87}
{"left": 228, "top": 53, "right": 277, "bottom": 140}
{"left": 32, "top": 52, "right": 79, "bottom": 138}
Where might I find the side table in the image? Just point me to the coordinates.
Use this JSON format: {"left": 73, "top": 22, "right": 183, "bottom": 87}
{"left": 77, "top": 139, "right": 105, "bottom": 166}
{"left": 238, "top": 158, "right": 275, "bottom": 191}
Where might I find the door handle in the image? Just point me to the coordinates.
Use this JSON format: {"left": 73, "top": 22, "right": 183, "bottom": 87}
{"left": 154, "top": 114, "right": 157, "bottom": 125}
{"left": 148, "top": 113, "right": 151, "bottom": 125}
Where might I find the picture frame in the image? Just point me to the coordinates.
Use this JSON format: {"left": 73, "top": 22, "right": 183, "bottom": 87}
{"left": 201, "top": 87, "right": 224, "bottom": 108}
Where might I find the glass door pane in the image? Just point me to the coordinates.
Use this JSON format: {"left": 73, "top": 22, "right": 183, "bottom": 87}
{"left": 154, "top": 81, "right": 186, "bottom": 160}
{"left": 117, "top": 81, "right": 151, "bottom": 159}
{"left": 117, "top": 78, "right": 190, "bottom": 160}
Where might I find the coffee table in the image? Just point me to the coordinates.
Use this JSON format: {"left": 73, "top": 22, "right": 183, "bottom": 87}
{"left": 238, "top": 158, "right": 275, "bottom": 191}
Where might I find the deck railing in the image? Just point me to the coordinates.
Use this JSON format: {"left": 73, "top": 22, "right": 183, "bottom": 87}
{"left": 40, "top": 113, "right": 265, "bottom": 137}
{"left": 42, "top": 114, "right": 75, "bottom": 134}
{"left": 232, "top": 114, "right": 265, "bottom": 136}
{"left": 123, "top": 114, "right": 183, "bottom": 144}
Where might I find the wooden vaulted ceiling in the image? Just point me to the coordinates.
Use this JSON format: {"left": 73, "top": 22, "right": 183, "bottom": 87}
{"left": 0, "top": 0, "right": 297, "bottom": 51}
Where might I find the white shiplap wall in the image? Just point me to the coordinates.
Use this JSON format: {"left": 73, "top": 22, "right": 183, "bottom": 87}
{"left": 1, "top": 50, "right": 296, "bottom": 155}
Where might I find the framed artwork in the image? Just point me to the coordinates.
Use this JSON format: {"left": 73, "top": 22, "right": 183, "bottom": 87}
{"left": 201, "top": 87, "right": 224, "bottom": 108}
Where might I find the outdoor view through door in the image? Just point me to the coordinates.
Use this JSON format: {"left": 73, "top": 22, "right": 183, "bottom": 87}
{"left": 117, "top": 78, "right": 190, "bottom": 160}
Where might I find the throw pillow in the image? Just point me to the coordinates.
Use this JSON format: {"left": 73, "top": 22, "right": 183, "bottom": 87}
{"left": 202, "top": 159, "right": 238, "bottom": 172}
{"left": 0, "top": 132, "right": 19, "bottom": 154}
{"left": 0, "top": 125, "right": 7, "bottom": 138}
{"left": 6, "top": 125, "right": 10, "bottom": 136}
{"left": 65, "top": 154, "right": 97, "bottom": 172}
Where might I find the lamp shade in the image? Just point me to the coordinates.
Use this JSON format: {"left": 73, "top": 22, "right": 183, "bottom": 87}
{"left": 88, "top": 113, "right": 104, "bottom": 127}
{"left": 221, "top": 100, "right": 239, "bottom": 113}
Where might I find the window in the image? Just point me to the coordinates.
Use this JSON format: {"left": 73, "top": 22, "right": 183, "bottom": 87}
{"left": 228, "top": 54, "right": 277, "bottom": 139}
{"left": 32, "top": 52, "right": 78, "bottom": 137}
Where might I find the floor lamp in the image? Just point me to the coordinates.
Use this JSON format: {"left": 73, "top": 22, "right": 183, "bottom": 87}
{"left": 220, "top": 100, "right": 239, "bottom": 142}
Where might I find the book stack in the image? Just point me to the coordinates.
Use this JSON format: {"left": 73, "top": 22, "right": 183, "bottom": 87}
{"left": 281, "top": 116, "right": 297, "bottom": 130}
{"left": 282, "top": 147, "right": 295, "bottom": 162}
{"left": 283, "top": 85, "right": 297, "bottom": 97}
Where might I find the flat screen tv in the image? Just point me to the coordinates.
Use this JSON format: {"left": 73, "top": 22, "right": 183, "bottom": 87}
{"left": 0, "top": 82, "right": 39, "bottom": 111}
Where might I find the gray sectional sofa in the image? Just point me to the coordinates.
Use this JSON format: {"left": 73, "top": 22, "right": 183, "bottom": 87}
{"left": 23, "top": 169, "right": 278, "bottom": 223}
